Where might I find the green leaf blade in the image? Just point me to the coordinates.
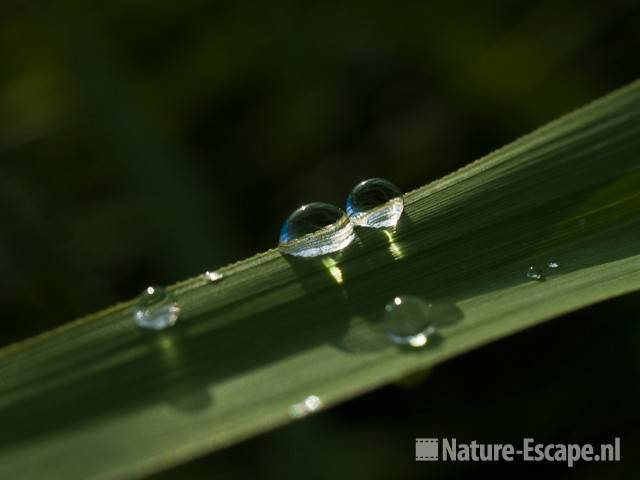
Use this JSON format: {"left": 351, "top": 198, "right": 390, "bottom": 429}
{"left": 2, "top": 80, "right": 640, "bottom": 479}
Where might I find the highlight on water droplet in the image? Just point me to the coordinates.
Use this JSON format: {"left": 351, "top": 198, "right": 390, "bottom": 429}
{"left": 288, "top": 395, "right": 323, "bottom": 418}
{"left": 278, "top": 202, "right": 355, "bottom": 257}
{"left": 204, "top": 271, "right": 224, "bottom": 283}
{"left": 526, "top": 266, "right": 545, "bottom": 281}
{"left": 133, "top": 286, "right": 181, "bottom": 330}
{"left": 547, "top": 258, "right": 559, "bottom": 269}
{"left": 346, "top": 178, "right": 404, "bottom": 228}
{"left": 383, "top": 296, "right": 436, "bottom": 348}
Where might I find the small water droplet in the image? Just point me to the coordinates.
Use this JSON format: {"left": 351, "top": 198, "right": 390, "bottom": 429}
{"left": 526, "top": 266, "right": 545, "bottom": 281}
{"left": 547, "top": 258, "right": 559, "bottom": 269}
{"left": 383, "top": 296, "right": 436, "bottom": 348}
{"left": 288, "top": 395, "right": 323, "bottom": 418}
{"left": 133, "top": 286, "right": 181, "bottom": 330}
{"left": 204, "top": 271, "right": 224, "bottom": 283}
{"left": 279, "top": 203, "right": 355, "bottom": 257}
{"left": 346, "top": 178, "right": 404, "bottom": 228}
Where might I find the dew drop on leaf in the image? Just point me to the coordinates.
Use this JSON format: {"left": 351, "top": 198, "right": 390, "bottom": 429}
{"left": 383, "top": 296, "right": 436, "bottom": 348}
{"left": 346, "top": 178, "right": 404, "bottom": 229}
{"left": 278, "top": 203, "right": 354, "bottom": 257}
{"left": 526, "top": 266, "right": 545, "bottom": 281}
{"left": 133, "top": 286, "right": 181, "bottom": 330}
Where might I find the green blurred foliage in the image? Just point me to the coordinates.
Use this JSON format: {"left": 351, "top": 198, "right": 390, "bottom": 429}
{"left": 1, "top": 0, "right": 639, "bottom": 478}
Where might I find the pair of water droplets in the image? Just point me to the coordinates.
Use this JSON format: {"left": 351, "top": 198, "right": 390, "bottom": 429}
{"left": 277, "top": 178, "right": 436, "bottom": 347}
{"left": 278, "top": 178, "right": 404, "bottom": 257}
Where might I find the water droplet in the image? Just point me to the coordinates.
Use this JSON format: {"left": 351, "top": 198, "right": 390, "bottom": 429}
{"left": 526, "top": 266, "right": 545, "bottom": 281}
{"left": 133, "top": 286, "right": 181, "bottom": 330}
{"left": 547, "top": 258, "right": 559, "bottom": 269}
{"left": 346, "top": 178, "right": 404, "bottom": 228}
{"left": 288, "top": 395, "right": 323, "bottom": 418}
{"left": 383, "top": 296, "right": 436, "bottom": 348}
{"left": 279, "top": 203, "right": 355, "bottom": 257}
{"left": 204, "top": 271, "right": 224, "bottom": 283}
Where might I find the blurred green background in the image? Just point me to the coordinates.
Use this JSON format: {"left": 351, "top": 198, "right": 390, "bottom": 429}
{"left": 2, "top": 0, "right": 639, "bottom": 478}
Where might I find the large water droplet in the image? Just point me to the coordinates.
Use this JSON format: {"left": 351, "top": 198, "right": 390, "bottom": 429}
{"left": 383, "top": 296, "right": 436, "bottom": 348}
{"left": 288, "top": 395, "right": 323, "bottom": 418}
{"left": 526, "top": 266, "right": 545, "bottom": 281}
{"left": 346, "top": 178, "right": 404, "bottom": 228}
{"left": 279, "top": 203, "right": 355, "bottom": 257}
{"left": 133, "top": 286, "right": 181, "bottom": 330}
{"left": 547, "top": 258, "right": 559, "bottom": 269}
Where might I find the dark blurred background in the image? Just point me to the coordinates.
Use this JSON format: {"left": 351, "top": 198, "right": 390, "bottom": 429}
{"left": 2, "top": 0, "right": 639, "bottom": 478}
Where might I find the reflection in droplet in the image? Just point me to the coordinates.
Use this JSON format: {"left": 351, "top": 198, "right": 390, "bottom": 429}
{"left": 383, "top": 296, "right": 436, "bottom": 348}
{"left": 204, "top": 271, "right": 224, "bottom": 283}
{"left": 526, "top": 266, "right": 545, "bottom": 281}
{"left": 133, "top": 286, "right": 181, "bottom": 330}
{"left": 279, "top": 203, "right": 355, "bottom": 257}
{"left": 547, "top": 258, "right": 560, "bottom": 269}
{"left": 288, "top": 395, "right": 323, "bottom": 418}
{"left": 346, "top": 178, "right": 404, "bottom": 228}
